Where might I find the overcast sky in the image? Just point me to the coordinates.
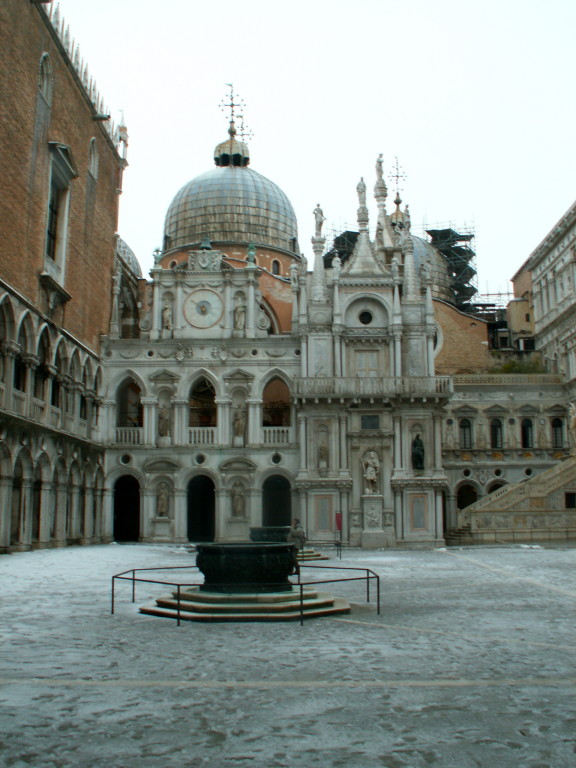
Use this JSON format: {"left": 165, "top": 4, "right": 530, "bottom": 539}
{"left": 53, "top": 0, "right": 576, "bottom": 294}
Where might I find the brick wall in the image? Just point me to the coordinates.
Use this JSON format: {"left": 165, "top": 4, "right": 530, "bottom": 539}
{"left": 0, "top": 0, "right": 122, "bottom": 352}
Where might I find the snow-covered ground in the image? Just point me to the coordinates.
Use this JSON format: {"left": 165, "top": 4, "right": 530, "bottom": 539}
{"left": 1, "top": 543, "right": 575, "bottom": 768}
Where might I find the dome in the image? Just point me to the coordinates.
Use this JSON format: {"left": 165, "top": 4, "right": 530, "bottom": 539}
{"left": 116, "top": 236, "right": 142, "bottom": 278}
{"left": 163, "top": 165, "right": 299, "bottom": 254}
{"left": 411, "top": 235, "right": 453, "bottom": 301}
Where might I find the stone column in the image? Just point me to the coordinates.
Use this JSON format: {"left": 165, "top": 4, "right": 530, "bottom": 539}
{"left": 301, "top": 337, "right": 308, "bottom": 376}
{"left": 247, "top": 399, "right": 262, "bottom": 446}
{"left": 171, "top": 398, "right": 188, "bottom": 446}
{"left": 82, "top": 485, "right": 95, "bottom": 543}
{"left": 394, "top": 488, "right": 403, "bottom": 541}
{"left": 150, "top": 278, "right": 161, "bottom": 339}
{"left": 69, "top": 483, "right": 81, "bottom": 540}
{"left": 224, "top": 277, "right": 232, "bottom": 337}
{"left": 333, "top": 334, "right": 342, "bottom": 377}
{"left": 246, "top": 271, "right": 257, "bottom": 337}
{"left": 393, "top": 332, "right": 402, "bottom": 377}
{"left": 216, "top": 398, "right": 231, "bottom": 444}
{"left": 393, "top": 417, "right": 402, "bottom": 470}
{"left": 38, "top": 481, "right": 54, "bottom": 547}
{"left": 445, "top": 492, "right": 457, "bottom": 531}
{"left": 0, "top": 476, "right": 12, "bottom": 553}
{"left": 427, "top": 334, "right": 435, "bottom": 377}
{"left": 141, "top": 397, "right": 158, "bottom": 446}
{"left": 433, "top": 414, "right": 443, "bottom": 471}
{"left": 338, "top": 415, "right": 348, "bottom": 473}
{"left": 435, "top": 488, "right": 444, "bottom": 542}
{"left": 298, "top": 414, "right": 307, "bottom": 472}
{"left": 101, "top": 488, "right": 114, "bottom": 542}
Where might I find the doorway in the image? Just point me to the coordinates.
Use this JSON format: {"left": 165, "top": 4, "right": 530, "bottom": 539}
{"left": 113, "top": 475, "right": 140, "bottom": 541}
{"left": 262, "top": 475, "right": 291, "bottom": 526}
{"left": 187, "top": 476, "right": 215, "bottom": 542}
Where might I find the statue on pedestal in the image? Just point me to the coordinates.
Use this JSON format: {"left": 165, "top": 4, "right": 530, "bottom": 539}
{"left": 411, "top": 434, "right": 425, "bottom": 470}
{"left": 362, "top": 450, "right": 380, "bottom": 494}
{"left": 313, "top": 204, "right": 325, "bottom": 237}
{"left": 156, "top": 482, "right": 170, "bottom": 518}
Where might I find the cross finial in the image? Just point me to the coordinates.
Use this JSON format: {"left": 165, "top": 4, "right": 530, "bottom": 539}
{"left": 389, "top": 156, "right": 407, "bottom": 198}
{"left": 219, "top": 83, "right": 245, "bottom": 127}
{"left": 237, "top": 112, "right": 254, "bottom": 143}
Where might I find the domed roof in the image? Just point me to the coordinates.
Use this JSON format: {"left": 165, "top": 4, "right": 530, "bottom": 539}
{"left": 116, "top": 236, "right": 142, "bottom": 278}
{"left": 163, "top": 130, "right": 299, "bottom": 254}
{"left": 411, "top": 235, "right": 453, "bottom": 301}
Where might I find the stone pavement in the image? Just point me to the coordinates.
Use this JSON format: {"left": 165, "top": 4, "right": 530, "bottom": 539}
{"left": 1, "top": 543, "right": 575, "bottom": 767}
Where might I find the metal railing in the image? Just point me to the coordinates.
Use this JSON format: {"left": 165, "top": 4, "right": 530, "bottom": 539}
{"left": 111, "top": 563, "right": 380, "bottom": 627}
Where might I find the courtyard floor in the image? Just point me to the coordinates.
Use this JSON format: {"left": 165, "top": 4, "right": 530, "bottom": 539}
{"left": 1, "top": 542, "right": 575, "bottom": 768}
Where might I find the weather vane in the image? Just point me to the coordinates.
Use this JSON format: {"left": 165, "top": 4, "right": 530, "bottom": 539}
{"left": 219, "top": 83, "right": 245, "bottom": 126}
{"left": 389, "top": 156, "right": 407, "bottom": 198}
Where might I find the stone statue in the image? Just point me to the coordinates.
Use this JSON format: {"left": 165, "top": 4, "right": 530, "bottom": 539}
{"left": 313, "top": 204, "right": 325, "bottom": 237}
{"left": 232, "top": 482, "right": 244, "bottom": 517}
{"left": 157, "top": 405, "right": 170, "bottom": 437}
{"left": 357, "top": 177, "right": 367, "bottom": 207}
{"left": 153, "top": 248, "right": 162, "bottom": 265}
{"left": 318, "top": 442, "right": 329, "bottom": 468}
{"left": 444, "top": 421, "right": 455, "bottom": 450}
{"left": 391, "top": 255, "right": 400, "bottom": 282}
{"left": 233, "top": 406, "right": 246, "bottom": 438}
{"left": 290, "top": 262, "right": 299, "bottom": 289}
{"left": 156, "top": 482, "right": 169, "bottom": 518}
{"left": 376, "top": 153, "right": 384, "bottom": 181}
{"left": 362, "top": 451, "right": 380, "bottom": 494}
{"left": 403, "top": 204, "right": 411, "bottom": 232}
{"left": 247, "top": 243, "right": 256, "bottom": 264}
{"left": 569, "top": 403, "right": 576, "bottom": 447}
{"left": 411, "top": 434, "right": 424, "bottom": 470}
{"left": 233, "top": 303, "right": 246, "bottom": 330}
{"left": 332, "top": 255, "right": 341, "bottom": 280}
{"left": 162, "top": 302, "right": 172, "bottom": 330}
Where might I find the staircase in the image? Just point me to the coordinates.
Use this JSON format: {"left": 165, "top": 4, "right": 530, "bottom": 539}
{"left": 140, "top": 586, "right": 351, "bottom": 622}
{"left": 445, "top": 524, "right": 474, "bottom": 546}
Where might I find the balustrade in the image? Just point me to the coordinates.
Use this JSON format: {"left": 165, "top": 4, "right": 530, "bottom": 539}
{"left": 262, "top": 426, "right": 291, "bottom": 445}
{"left": 115, "top": 427, "right": 143, "bottom": 445}
{"left": 188, "top": 427, "right": 216, "bottom": 445}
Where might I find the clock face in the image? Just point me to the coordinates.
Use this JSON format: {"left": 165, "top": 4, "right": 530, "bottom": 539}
{"left": 184, "top": 289, "right": 224, "bottom": 328}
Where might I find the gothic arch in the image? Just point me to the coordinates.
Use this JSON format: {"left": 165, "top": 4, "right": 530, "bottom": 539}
{"left": 15, "top": 311, "right": 35, "bottom": 353}
{"left": 181, "top": 368, "right": 220, "bottom": 399}
{"left": 107, "top": 369, "right": 148, "bottom": 399}
{"left": 38, "top": 52, "right": 53, "bottom": 105}
{"left": 0, "top": 294, "right": 16, "bottom": 341}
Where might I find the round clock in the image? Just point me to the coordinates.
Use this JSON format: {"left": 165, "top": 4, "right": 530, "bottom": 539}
{"left": 184, "top": 289, "right": 224, "bottom": 328}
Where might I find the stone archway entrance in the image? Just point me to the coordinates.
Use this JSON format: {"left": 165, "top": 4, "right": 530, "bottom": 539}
{"left": 457, "top": 484, "right": 478, "bottom": 510}
{"left": 187, "top": 476, "right": 215, "bottom": 542}
{"left": 113, "top": 475, "right": 140, "bottom": 542}
{"left": 262, "top": 475, "right": 291, "bottom": 526}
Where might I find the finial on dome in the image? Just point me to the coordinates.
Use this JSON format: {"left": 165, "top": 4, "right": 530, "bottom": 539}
{"left": 215, "top": 84, "right": 250, "bottom": 167}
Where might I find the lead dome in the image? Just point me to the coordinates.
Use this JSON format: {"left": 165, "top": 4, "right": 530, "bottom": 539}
{"left": 163, "top": 124, "right": 299, "bottom": 254}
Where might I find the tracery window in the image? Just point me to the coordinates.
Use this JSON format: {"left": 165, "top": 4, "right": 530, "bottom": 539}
{"left": 189, "top": 378, "right": 216, "bottom": 427}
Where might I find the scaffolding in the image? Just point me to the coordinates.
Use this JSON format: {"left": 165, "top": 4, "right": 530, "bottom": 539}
{"left": 425, "top": 226, "right": 477, "bottom": 310}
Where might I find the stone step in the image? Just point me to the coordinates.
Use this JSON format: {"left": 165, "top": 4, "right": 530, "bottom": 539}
{"left": 174, "top": 586, "right": 320, "bottom": 604}
{"left": 140, "top": 591, "right": 351, "bottom": 622}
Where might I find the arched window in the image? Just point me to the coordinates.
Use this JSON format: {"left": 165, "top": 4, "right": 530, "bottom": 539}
{"left": 457, "top": 484, "right": 477, "bottom": 510}
{"left": 38, "top": 53, "right": 52, "bottom": 105}
{"left": 272, "top": 260, "right": 280, "bottom": 276}
{"left": 521, "top": 418, "right": 533, "bottom": 449}
{"left": 262, "top": 378, "right": 291, "bottom": 426}
{"left": 459, "top": 418, "right": 472, "bottom": 449}
{"left": 490, "top": 419, "right": 503, "bottom": 449}
{"left": 189, "top": 378, "right": 216, "bottom": 427}
{"left": 551, "top": 418, "right": 563, "bottom": 449}
{"left": 117, "top": 379, "right": 143, "bottom": 427}
{"left": 88, "top": 138, "right": 99, "bottom": 179}
{"left": 34, "top": 331, "right": 51, "bottom": 400}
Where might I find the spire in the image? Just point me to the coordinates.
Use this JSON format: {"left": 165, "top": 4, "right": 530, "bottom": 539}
{"left": 311, "top": 205, "right": 328, "bottom": 302}
{"left": 344, "top": 176, "right": 386, "bottom": 275}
